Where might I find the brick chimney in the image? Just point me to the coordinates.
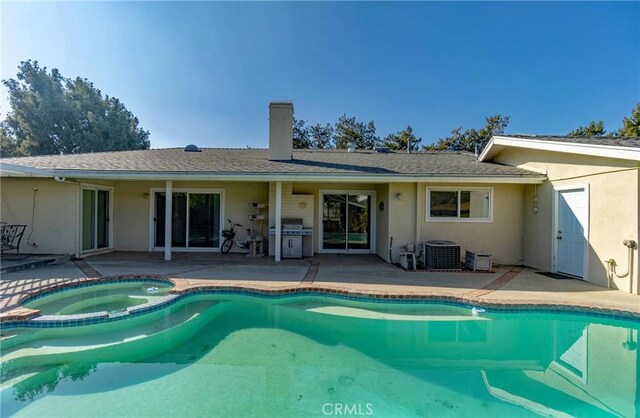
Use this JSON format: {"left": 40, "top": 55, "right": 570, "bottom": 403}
{"left": 268, "top": 101, "right": 294, "bottom": 161}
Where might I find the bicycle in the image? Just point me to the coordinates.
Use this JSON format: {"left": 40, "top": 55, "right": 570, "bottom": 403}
{"left": 221, "top": 219, "right": 250, "bottom": 254}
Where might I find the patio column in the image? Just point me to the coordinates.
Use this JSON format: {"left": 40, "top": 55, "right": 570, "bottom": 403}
{"left": 164, "top": 180, "right": 173, "bottom": 261}
{"left": 415, "top": 182, "right": 421, "bottom": 246}
{"left": 275, "top": 181, "right": 282, "bottom": 262}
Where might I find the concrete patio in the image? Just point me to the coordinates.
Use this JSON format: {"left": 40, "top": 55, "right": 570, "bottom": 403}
{"left": 1, "top": 252, "right": 639, "bottom": 318}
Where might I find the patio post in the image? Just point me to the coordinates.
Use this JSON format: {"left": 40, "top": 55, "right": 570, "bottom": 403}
{"left": 275, "top": 181, "right": 282, "bottom": 262}
{"left": 164, "top": 180, "right": 173, "bottom": 261}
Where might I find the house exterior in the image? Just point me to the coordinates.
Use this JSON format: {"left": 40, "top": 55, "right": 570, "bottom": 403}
{"left": 1, "top": 101, "right": 638, "bottom": 294}
{"left": 480, "top": 135, "right": 640, "bottom": 293}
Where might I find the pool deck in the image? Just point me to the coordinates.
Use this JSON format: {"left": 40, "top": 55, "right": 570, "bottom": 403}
{"left": 1, "top": 252, "right": 639, "bottom": 321}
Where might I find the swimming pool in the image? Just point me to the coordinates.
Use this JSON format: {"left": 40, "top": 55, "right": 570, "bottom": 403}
{"left": 1, "top": 293, "right": 638, "bottom": 417}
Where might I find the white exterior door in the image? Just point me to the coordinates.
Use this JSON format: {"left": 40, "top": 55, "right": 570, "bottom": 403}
{"left": 557, "top": 188, "right": 587, "bottom": 278}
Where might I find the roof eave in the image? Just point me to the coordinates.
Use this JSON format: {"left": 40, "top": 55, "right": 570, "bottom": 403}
{"left": 0, "top": 165, "right": 546, "bottom": 184}
{"left": 480, "top": 135, "right": 640, "bottom": 162}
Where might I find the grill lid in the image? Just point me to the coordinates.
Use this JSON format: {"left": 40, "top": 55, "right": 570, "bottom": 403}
{"left": 282, "top": 217, "right": 304, "bottom": 229}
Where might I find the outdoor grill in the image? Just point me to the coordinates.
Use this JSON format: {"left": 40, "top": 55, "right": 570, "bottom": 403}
{"left": 269, "top": 218, "right": 313, "bottom": 236}
{"left": 268, "top": 218, "right": 313, "bottom": 259}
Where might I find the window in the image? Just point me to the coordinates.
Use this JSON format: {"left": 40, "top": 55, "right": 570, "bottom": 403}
{"left": 427, "top": 188, "right": 492, "bottom": 221}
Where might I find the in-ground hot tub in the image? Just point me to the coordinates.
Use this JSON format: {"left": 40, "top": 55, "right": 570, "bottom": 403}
{"left": 23, "top": 281, "right": 174, "bottom": 316}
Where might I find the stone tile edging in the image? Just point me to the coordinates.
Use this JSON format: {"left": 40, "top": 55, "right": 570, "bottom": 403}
{"left": 168, "top": 282, "right": 640, "bottom": 320}
{"left": 2, "top": 269, "right": 640, "bottom": 326}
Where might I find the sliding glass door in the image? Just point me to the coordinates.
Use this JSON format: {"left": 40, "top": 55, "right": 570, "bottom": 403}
{"left": 321, "top": 192, "right": 374, "bottom": 252}
{"left": 154, "top": 191, "right": 221, "bottom": 249}
{"left": 347, "top": 194, "right": 371, "bottom": 250}
{"left": 81, "top": 187, "right": 112, "bottom": 253}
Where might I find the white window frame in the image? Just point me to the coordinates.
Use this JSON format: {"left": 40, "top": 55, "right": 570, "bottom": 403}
{"left": 425, "top": 187, "right": 494, "bottom": 223}
{"left": 79, "top": 183, "right": 114, "bottom": 255}
{"left": 148, "top": 188, "right": 225, "bottom": 252}
{"left": 318, "top": 189, "right": 377, "bottom": 254}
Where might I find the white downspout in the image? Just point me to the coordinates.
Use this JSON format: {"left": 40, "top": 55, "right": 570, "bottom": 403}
{"left": 164, "top": 180, "right": 173, "bottom": 261}
{"left": 275, "top": 181, "right": 282, "bottom": 262}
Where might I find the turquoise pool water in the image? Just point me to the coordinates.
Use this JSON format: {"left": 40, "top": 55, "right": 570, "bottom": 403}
{"left": 1, "top": 294, "right": 639, "bottom": 417}
{"left": 23, "top": 281, "right": 173, "bottom": 315}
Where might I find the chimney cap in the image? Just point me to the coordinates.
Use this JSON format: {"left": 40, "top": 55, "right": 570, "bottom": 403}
{"left": 269, "top": 101, "right": 294, "bottom": 110}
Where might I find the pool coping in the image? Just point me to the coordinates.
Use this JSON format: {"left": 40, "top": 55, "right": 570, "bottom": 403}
{"left": 1, "top": 268, "right": 640, "bottom": 326}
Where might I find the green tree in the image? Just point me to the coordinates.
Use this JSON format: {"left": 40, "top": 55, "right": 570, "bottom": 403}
{"left": 381, "top": 125, "right": 422, "bottom": 152}
{"left": 333, "top": 114, "right": 378, "bottom": 150}
{"left": 567, "top": 120, "right": 607, "bottom": 137}
{"left": 426, "top": 115, "right": 510, "bottom": 153}
{"left": 1, "top": 60, "right": 149, "bottom": 157}
{"left": 619, "top": 103, "right": 640, "bottom": 137}
{"left": 308, "top": 122, "right": 334, "bottom": 149}
{"left": 292, "top": 117, "right": 311, "bottom": 149}
{"left": 293, "top": 118, "right": 335, "bottom": 149}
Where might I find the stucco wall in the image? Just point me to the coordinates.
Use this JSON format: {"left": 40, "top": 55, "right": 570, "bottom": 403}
{"left": 495, "top": 148, "right": 639, "bottom": 292}
{"left": 115, "top": 180, "right": 269, "bottom": 252}
{"left": 276, "top": 181, "right": 525, "bottom": 265}
{"left": 0, "top": 178, "right": 78, "bottom": 255}
{"left": 0, "top": 178, "right": 269, "bottom": 255}
{"left": 111, "top": 180, "right": 165, "bottom": 251}
{"left": 416, "top": 183, "right": 525, "bottom": 265}
{"left": 375, "top": 183, "right": 390, "bottom": 261}
{"left": 387, "top": 183, "right": 419, "bottom": 263}
{"left": 292, "top": 182, "right": 381, "bottom": 255}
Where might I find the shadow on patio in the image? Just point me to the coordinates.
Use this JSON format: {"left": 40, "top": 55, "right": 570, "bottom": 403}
{"left": 2, "top": 251, "right": 639, "bottom": 316}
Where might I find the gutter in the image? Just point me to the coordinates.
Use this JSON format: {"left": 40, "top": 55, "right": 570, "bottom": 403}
{"left": 0, "top": 168, "right": 546, "bottom": 184}
{"left": 0, "top": 162, "right": 52, "bottom": 177}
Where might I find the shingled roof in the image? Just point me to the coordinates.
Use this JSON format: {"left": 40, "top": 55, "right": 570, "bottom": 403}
{"left": 0, "top": 148, "right": 544, "bottom": 181}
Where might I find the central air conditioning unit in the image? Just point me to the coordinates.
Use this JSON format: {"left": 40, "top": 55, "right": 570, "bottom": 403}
{"left": 424, "top": 240, "right": 461, "bottom": 271}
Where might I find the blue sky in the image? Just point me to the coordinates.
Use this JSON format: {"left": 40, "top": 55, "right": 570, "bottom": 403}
{"left": 1, "top": 1, "right": 638, "bottom": 149}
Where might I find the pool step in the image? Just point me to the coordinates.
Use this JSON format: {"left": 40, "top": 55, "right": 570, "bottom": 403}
{"left": 1, "top": 300, "right": 226, "bottom": 381}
